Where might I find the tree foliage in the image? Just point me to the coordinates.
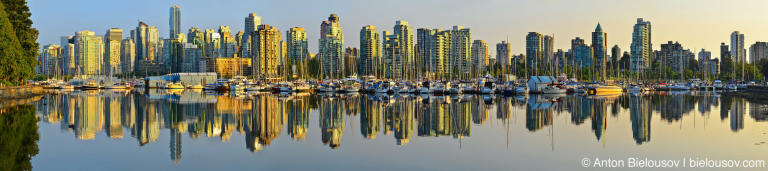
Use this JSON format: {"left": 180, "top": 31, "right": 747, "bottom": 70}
{"left": 307, "top": 57, "right": 321, "bottom": 79}
{"left": 759, "top": 59, "right": 768, "bottom": 81}
{"left": 719, "top": 57, "right": 734, "bottom": 81}
{"left": 0, "top": 2, "right": 27, "bottom": 85}
{"left": 0, "top": 0, "right": 37, "bottom": 85}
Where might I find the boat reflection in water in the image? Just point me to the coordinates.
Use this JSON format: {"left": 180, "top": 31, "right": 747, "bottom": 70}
{"left": 31, "top": 89, "right": 768, "bottom": 166}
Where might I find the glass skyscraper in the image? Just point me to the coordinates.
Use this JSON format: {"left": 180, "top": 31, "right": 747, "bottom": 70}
{"left": 359, "top": 25, "right": 379, "bottom": 77}
{"left": 592, "top": 23, "right": 607, "bottom": 80}
{"left": 630, "top": 18, "right": 651, "bottom": 73}
{"left": 170, "top": 5, "right": 181, "bottom": 39}
{"left": 526, "top": 32, "right": 543, "bottom": 75}
{"left": 319, "top": 14, "right": 344, "bottom": 79}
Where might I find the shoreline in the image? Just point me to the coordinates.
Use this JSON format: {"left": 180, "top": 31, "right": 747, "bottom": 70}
{"left": 0, "top": 86, "right": 47, "bottom": 108}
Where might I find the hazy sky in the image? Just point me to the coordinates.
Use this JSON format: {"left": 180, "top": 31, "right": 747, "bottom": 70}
{"left": 29, "top": 0, "right": 768, "bottom": 59}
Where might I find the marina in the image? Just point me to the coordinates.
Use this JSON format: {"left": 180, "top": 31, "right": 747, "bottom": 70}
{"left": 31, "top": 73, "right": 768, "bottom": 97}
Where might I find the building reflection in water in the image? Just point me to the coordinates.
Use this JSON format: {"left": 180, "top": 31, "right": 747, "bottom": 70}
{"left": 630, "top": 93, "right": 652, "bottom": 144}
{"left": 730, "top": 98, "right": 745, "bottom": 132}
{"left": 389, "top": 96, "right": 415, "bottom": 145}
{"left": 590, "top": 95, "right": 612, "bottom": 141}
{"left": 134, "top": 94, "right": 160, "bottom": 146}
{"left": 76, "top": 92, "right": 104, "bottom": 140}
{"left": 320, "top": 94, "right": 344, "bottom": 149}
{"left": 526, "top": 95, "right": 554, "bottom": 132}
{"left": 245, "top": 95, "right": 284, "bottom": 152}
{"left": 359, "top": 96, "right": 381, "bottom": 139}
{"left": 33, "top": 90, "right": 768, "bottom": 164}
{"left": 417, "top": 95, "right": 470, "bottom": 141}
{"left": 105, "top": 94, "right": 123, "bottom": 139}
{"left": 287, "top": 95, "right": 310, "bottom": 140}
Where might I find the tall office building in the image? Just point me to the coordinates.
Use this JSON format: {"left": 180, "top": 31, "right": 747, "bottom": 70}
{"left": 631, "top": 18, "right": 651, "bottom": 73}
{"left": 382, "top": 31, "right": 398, "bottom": 79}
{"left": 344, "top": 47, "right": 359, "bottom": 76}
{"left": 698, "top": 48, "right": 715, "bottom": 76}
{"left": 160, "top": 39, "right": 172, "bottom": 72}
{"left": 235, "top": 31, "right": 244, "bottom": 56}
{"left": 611, "top": 45, "right": 621, "bottom": 75}
{"left": 205, "top": 29, "right": 221, "bottom": 57}
{"left": 360, "top": 25, "right": 380, "bottom": 77}
{"left": 219, "top": 26, "right": 237, "bottom": 57}
{"left": 416, "top": 28, "right": 459, "bottom": 79}
{"left": 286, "top": 27, "right": 309, "bottom": 76}
{"left": 105, "top": 28, "right": 123, "bottom": 74}
{"left": 182, "top": 43, "right": 201, "bottom": 72}
{"left": 416, "top": 28, "right": 434, "bottom": 76}
{"left": 394, "top": 21, "right": 415, "bottom": 80}
{"left": 750, "top": 42, "right": 768, "bottom": 63}
{"left": 496, "top": 41, "right": 511, "bottom": 67}
{"left": 242, "top": 13, "right": 263, "bottom": 58}
{"left": 471, "top": 40, "right": 488, "bottom": 76}
{"left": 133, "top": 21, "right": 159, "bottom": 74}
{"left": 319, "top": 14, "right": 344, "bottom": 78}
{"left": 592, "top": 23, "right": 607, "bottom": 80}
{"left": 167, "top": 34, "right": 185, "bottom": 73}
{"left": 450, "top": 26, "right": 470, "bottom": 79}
{"left": 156, "top": 38, "right": 165, "bottom": 65}
{"left": 252, "top": 24, "right": 283, "bottom": 80}
{"left": 74, "top": 30, "right": 104, "bottom": 76}
{"left": 720, "top": 42, "right": 730, "bottom": 59}
{"left": 571, "top": 37, "right": 593, "bottom": 69}
{"left": 432, "top": 30, "right": 451, "bottom": 78}
{"left": 698, "top": 48, "right": 711, "bottom": 61}
{"left": 60, "top": 36, "right": 75, "bottom": 75}
{"left": 244, "top": 13, "right": 262, "bottom": 35}
{"left": 658, "top": 41, "right": 693, "bottom": 74}
{"left": 526, "top": 32, "right": 543, "bottom": 75}
{"left": 170, "top": 5, "right": 181, "bottom": 39}
{"left": 187, "top": 27, "right": 205, "bottom": 57}
{"left": 542, "top": 35, "right": 554, "bottom": 75}
{"left": 120, "top": 39, "right": 135, "bottom": 74}
{"left": 554, "top": 49, "right": 566, "bottom": 75}
{"left": 730, "top": 31, "right": 746, "bottom": 63}
{"left": 37, "top": 44, "right": 59, "bottom": 76}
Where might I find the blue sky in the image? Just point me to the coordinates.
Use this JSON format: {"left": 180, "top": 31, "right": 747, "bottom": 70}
{"left": 29, "top": 0, "right": 768, "bottom": 58}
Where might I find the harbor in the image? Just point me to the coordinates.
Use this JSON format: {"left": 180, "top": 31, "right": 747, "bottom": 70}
{"left": 30, "top": 72, "right": 768, "bottom": 98}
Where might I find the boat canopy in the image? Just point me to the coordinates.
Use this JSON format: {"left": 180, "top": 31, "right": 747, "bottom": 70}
{"left": 528, "top": 76, "right": 557, "bottom": 84}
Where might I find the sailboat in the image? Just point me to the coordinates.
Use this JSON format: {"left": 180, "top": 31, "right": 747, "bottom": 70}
{"left": 105, "top": 82, "right": 131, "bottom": 89}
{"left": 56, "top": 67, "right": 74, "bottom": 90}
{"left": 104, "top": 68, "right": 130, "bottom": 89}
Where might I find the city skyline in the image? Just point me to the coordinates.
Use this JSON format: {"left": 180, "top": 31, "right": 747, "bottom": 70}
{"left": 9, "top": 1, "right": 768, "bottom": 170}
{"left": 29, "top": 0, "right": 768, "bottom": 58}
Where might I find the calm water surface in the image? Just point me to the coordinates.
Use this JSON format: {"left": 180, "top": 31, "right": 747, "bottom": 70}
{"left": 6, "top": 89, "right": 768, "bottom": 170}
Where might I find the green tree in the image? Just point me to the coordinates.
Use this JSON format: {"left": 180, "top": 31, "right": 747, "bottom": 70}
{"left": 720, "top": 57, "right": 734, "bottom": 81}
{"left": 1, "top": 0, "right": 37, "bottom": 84}
{"left": 307, "top": 57, "right": 321, "bottom": 79}
{"left": 759, "top": 59, "right": 768, "bottom": 81}
{"left": 0, "top": 1, "right": 26, "bottom": 85}
{"left": 684, "top": 69, "right": 694, "bottom": 80}
{"left": 283, "top": 58, "right": 293, "bottom": 81}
